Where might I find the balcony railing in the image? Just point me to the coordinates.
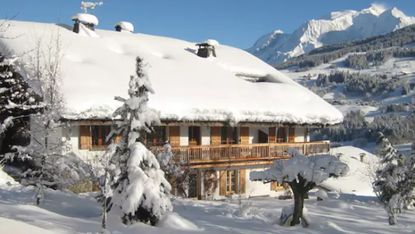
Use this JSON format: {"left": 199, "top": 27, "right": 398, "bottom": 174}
{"left": 152, "top": 141, "right": 330, "bottom": 166}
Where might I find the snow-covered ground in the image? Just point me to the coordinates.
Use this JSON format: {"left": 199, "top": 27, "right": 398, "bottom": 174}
{"left": 0, "top": 146, "right": 414, "bottom": 234}
{"left": 281, "top": 54, "right": 415, "bottom": 124}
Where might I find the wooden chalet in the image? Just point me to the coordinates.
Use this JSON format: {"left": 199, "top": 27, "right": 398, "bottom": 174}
{"left": 0, "top": 19, "right": 343, "bottom": 200}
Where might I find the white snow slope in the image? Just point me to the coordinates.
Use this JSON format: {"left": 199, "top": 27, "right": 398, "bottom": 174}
{"left": 0, "top": 20, "right": 342, "bottom": 125}
{"left": 0, "top": 146, "right": 414, "bottom": 233}
{"left": 249, "top": 4, "right": 415, "bottom": 64}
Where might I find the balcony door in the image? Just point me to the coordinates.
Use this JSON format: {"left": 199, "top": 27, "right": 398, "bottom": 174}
{"left": 221, "top": 127, "right": 238, "bottom": 144}
{"left": 258, "top": 130, "right": 268, "bottom": 143}
{"left": 219, "top": 169, "right": 246, "bottom": 196}
{"left": 277, "top": 127, "right": 287, "bottom": 143}
{"left": 189, "top": 126, "right": 201, "bottom": 146}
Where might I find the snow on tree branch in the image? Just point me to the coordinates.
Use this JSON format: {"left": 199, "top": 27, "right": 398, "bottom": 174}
{"left": 250, "top": 150, "right": 349, "bottom": 185}
{"left": 250, "top": 150, "right": 348, "bottom": 227}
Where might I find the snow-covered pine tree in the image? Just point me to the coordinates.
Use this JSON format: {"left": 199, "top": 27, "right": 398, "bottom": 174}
{"left": 107, "top": 57, "right": 171, "bottom": 227}
{"left": 157, "top": 143, "right": 190, "bottom": 198}
{"left": 250, "top": 150, "right": 349, "bottom": 227}
{"left": 402, "top": 152, "right": 415, "bottom": 209}
{"left": 373, "top": 132, "right": 408, "bottom": 225}
{"left": 0, "top": 55, "right": 41, "bottom": 154}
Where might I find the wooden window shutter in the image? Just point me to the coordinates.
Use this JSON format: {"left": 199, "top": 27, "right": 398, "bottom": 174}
{"left": 239, "top": 169, "right": 246, "bottom": 194}
{"left": 79, "top": 125, "right": 92, "bottom": 150}
{"left": 115, "top": 134, "right": 123, "bottom": 144}
{"left": 210, "top": 127, "right": 221, "bottom": 145}
{"left": 268, "top": 127, "right": 276, "bottom": 143}
{"left": 169, "top": 126, "right": 180, "bottom": 146}
{"left": 219, "top": 170, "right": 227, "bottom": 196}
{"left": 271, "top": 181, "right": 284, "bottom": 191}
{"left": 240, "top": 127, "right": 249, "bottom": 144}
{"left": 288, "top": 127, "right": 295, "bottom": 143}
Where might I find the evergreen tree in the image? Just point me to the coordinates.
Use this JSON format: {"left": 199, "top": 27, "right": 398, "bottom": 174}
{"left": 373, "top": 132, "right": 408, "bottom": 225}
{"left": 0, "top": 55, "right": 41, "bottom": 154}
{"left": 106, "top": 57, "right": 171, "bottom": 227}
{"left": 157, "top": 143, "right": 190, "bottom": 198}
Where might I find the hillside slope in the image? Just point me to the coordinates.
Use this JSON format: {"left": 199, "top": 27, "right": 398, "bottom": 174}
{"left": 279, "top": 27, "right": 415, "bottom": 144}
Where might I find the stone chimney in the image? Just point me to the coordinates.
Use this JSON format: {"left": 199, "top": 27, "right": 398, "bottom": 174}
{"left": 196, "top": 39, "right": 219, "bottom": 58}
{"left": 115, "top": 21, "right": 134, "bottom": 33}
{"left": 72, "top": 13, "right": 99, "bottom": 33}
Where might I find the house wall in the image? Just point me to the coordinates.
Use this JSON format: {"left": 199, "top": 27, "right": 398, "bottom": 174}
{"left": 64, "top": 125, "right": 105, "bottom": 163}
{"left": 249, "top": 127, "right": 269, "bottom": 144}
{"left": 201, "top": 126, "right": 210, "bottom": 145}
{"left": 180, "top": 126, "right": 189, "bottom": 146}
{"left": 245, "top": 168, "right": 279, "bottom": 198}
{"left": 208, "top": 168, "right": 280, "bottom": 200}
{"left": 294, "top": 127, "right": 307, "bottom": 142}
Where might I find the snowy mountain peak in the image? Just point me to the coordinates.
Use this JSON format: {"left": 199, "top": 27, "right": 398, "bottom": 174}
{"left": 249, "top": 5, "right": 415, "bottom": 64}
{"left": 362, "top": 3, "right": 387, "bottom": 16}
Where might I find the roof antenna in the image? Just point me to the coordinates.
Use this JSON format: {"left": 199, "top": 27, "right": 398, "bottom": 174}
{"left": 80, "top": 1, "right": 104, "bottom": 13}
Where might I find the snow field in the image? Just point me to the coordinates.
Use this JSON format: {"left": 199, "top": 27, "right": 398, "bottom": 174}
{"left": 0, "top": 146, "right": 413, "bottom": 233}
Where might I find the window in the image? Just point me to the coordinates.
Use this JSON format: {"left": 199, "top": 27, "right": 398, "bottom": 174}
{"left": 220, "top": 169, "right": 246, "bottom": 196}
{"left": 227, "top": 170, "right": 237, "bottom": 194}
{"left": 79, "top": 125, "right": 111, "bottom": 150}
{"left": 258, "top": 130, "right": 268, "bottom": 143}
{"left": 277, "top": 127, "right": 287, "bottom": 143}
{"left": 143, "top": 126, "right": 166, "bottom": 147}
{"left": 91, "top": 125, "right": 111, "bottom": 147}
{"left": 188, "top": 126, "right": 201, "bottom": 146}
{"left": 221, "top": 127, "right": 238, "bottom": 144}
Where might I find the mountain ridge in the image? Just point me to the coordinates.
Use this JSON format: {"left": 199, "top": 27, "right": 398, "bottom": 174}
{"left": 248, "top": 4, "right": 415, "bottom": 65}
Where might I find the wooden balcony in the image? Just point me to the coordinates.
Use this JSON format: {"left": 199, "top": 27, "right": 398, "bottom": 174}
{"left": 152, "top": 141, "right": 330, "bottom": 169}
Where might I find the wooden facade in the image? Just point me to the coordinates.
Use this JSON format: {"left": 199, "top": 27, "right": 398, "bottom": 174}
{"left": 75, "top": 122, "right": 331, "bottom": 199}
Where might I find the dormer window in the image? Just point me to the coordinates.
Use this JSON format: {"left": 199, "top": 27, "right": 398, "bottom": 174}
{"left": 115, "top": 21, "right": 134, "bottom": 33}
{"left": 196, "top": 39, "right": 219, "bottom": 58}
{"left": 72, "top": 13, "right": 99, "bottom": 33}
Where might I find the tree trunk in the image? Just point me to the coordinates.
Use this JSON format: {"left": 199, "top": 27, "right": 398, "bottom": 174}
{"left": 290, "top": 186, "right": 305, "bottom": 226}
{"left": 288, "top": 176, "right": 314, "bottom": 227}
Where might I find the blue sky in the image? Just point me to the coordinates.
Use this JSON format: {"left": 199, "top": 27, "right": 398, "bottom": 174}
{"left": 0, "top": 0, "right": 414, "bottom": 49}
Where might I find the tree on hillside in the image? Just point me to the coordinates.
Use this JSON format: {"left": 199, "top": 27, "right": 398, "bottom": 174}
{"left": 105, "top": 57, "right": 171, "bottom": 227}
{"left": 250, "top": 150, "right": 349, "bottom": 227}
{"left": 373, "top": 132, "right": 415, "bottom": 225}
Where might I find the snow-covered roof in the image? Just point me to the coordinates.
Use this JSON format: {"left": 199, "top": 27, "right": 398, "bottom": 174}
{"left": 0, "top": 20, "right": 343, "bottom": 125}
{"left": 72, "top": 13, "right": 99, "bottom": 26}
